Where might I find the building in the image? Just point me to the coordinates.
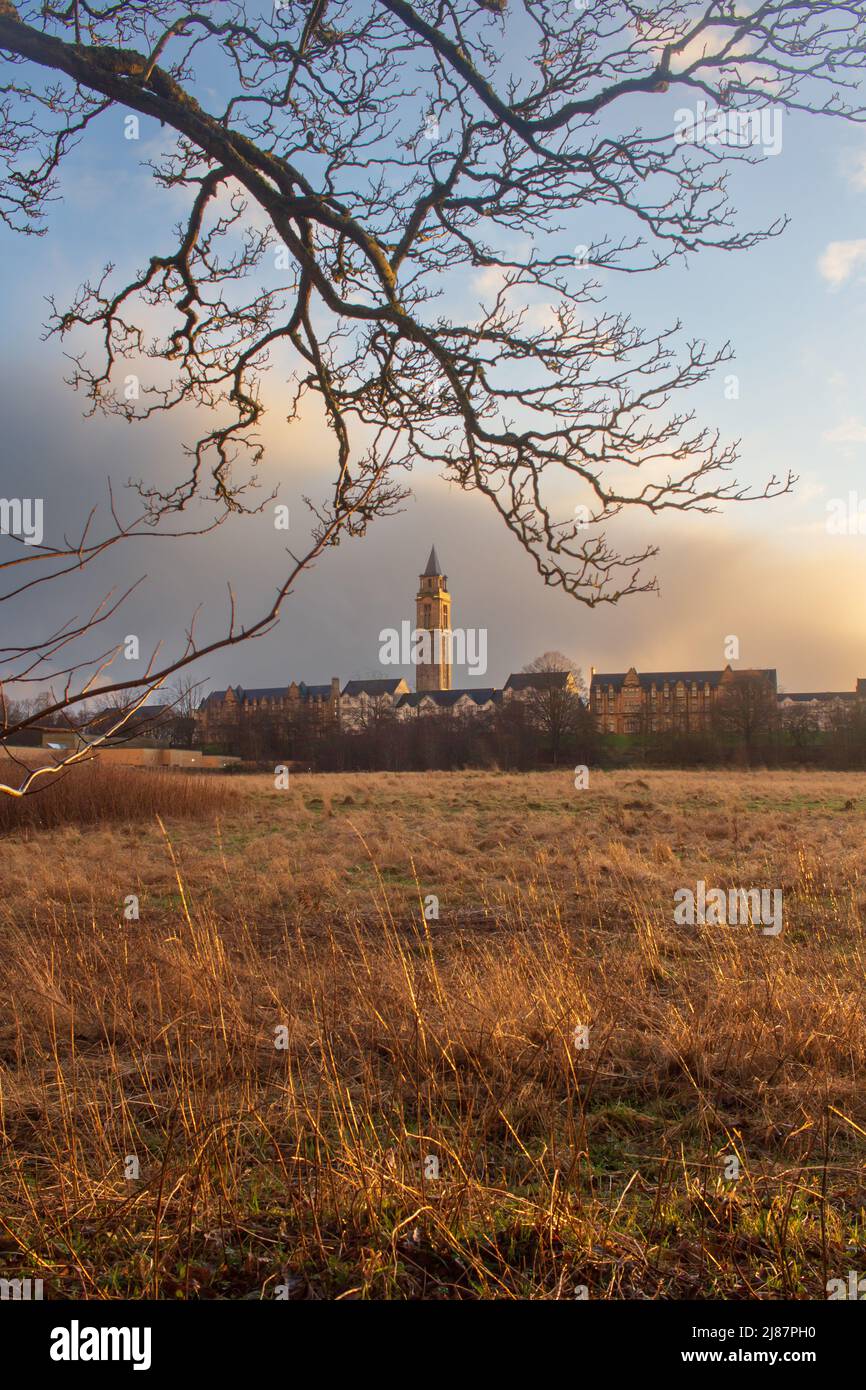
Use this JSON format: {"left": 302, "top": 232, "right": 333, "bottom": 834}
{"left": 590, "top": 665, "right": 778, "bottom": 734}
{"left": 196, "top": 678, "right": 341, "bottom": 743}
{"left": 22, "top": 704, "right": 173, "bottom": 750}
{"left": 341, "top": 678, "right": 411, "bottom": 730}
{"left": 397, "top": 688, "right": 502, "bottom": 721}
{"left": 777, "top": 689, "right": 859, "bottom": 730}
{"left": 196, "top": 542, "right": 866, "bottom": 750}
{"left": 194, "top": 544, "right": 557, "bottom": 745}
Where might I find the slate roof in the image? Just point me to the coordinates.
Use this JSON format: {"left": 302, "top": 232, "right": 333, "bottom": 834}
{"left": 505, "top": 671, "right": 573, "bottom": 692}
{"left": 397, "top": 688, "right": 500, "bottom": 709}
{"left": 342, "top": 678, "right": 406, "bottom": 697}
{"left": 592, "top": 670, "right": 722, "bottom": 691}
{"left": 779, "top": 691, "right": 855, "bottom": 703}
{"left": 591, "top": 669, "right": 777, "bottom": 692}
{"left": 461, "top": 688, "right": 502, "bottom": 705}
{"left": 241, "top": 686, "right": 288, "bottom": 701}
{"left": 199, "top": 685, "right": 243, "bottom": 708}
{"left": 200, "top": 682, "right": 333, "bottom": 708}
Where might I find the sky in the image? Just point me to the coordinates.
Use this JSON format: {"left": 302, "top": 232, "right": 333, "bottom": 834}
{"left": 2, "top": 6, "right": 866, "bottom": 700}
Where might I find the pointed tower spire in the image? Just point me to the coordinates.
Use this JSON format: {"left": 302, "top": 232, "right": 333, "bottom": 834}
{"left": 423, "top": 544, "right": 442, "bottom": 577}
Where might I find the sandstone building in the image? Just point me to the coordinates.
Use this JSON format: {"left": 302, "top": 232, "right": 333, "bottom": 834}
{"left": 590, "top": 666, "right": 778, "bottom": 734}
{"left": 198, "top": 677, "right": 341, "bottom": 731}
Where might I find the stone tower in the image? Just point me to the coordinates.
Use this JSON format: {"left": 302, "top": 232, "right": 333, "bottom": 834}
{"left": 415, "top": 545, "right": 452, "bottom": 691}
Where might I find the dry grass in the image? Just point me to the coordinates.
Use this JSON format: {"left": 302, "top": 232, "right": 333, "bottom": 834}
{"left": 0, "top": 768, "right": 864, "bottom": 1299}
{"left": 0, "top": 757, "right": 235, "bottom": 834}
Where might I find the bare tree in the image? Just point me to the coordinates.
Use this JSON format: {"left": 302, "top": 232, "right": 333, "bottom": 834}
{"left": 1, "top": 0, "right": 863, "bottom": 792}
{"left": 713, "top": 670, "right": 778, "bottom": 760}
{"left": 520, "top": 650, "right": 585, "bottom": 762}
{"left": 161, "top": 674, "right": 203, "bottom": 745}
{"left": 780, "top": 700, "right": 820, "bottom": 754}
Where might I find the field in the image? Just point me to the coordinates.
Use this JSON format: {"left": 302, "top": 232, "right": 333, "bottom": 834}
{"left": 1, "top": 766, "right": 865, "bottom": 1299}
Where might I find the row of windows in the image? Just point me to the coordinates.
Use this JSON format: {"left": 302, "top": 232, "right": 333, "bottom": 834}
{"left": 598, "top": 684, "right": 712, "bottom": 696}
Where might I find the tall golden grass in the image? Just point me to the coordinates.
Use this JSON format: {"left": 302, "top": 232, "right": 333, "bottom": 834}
{"left": 0, "top": 759, "right": 234, "bottom": 834}
{"left": 0, "top": 769, "right": 864, "bottom": 1298}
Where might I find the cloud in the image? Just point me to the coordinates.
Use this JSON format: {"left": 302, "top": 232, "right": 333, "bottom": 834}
{"left": 472, "top": 265, "right": 508, "bottom": 296}
{"left": 843, "top": 149, "right": 866, "bottom": 192}
{"left": 824, "top": 416, "right": 866, "bottom": 445}
{"left": 789, "top": 473, "right": 827, "bottom": 504}
{"left": 817, "top": 239, "right": 866, "bottom": 288}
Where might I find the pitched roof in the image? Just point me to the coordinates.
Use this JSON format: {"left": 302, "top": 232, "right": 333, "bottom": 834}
{"left": 460, "top": 687, "right": 501, "bottom": 705}
{"left": 723, "top": 668, "right": 777, "bottom": 688}
{"left": 779, "top": 691, "right": 855, "bottom": 703}
{"left": 200, "top": 685, "right": 245, "bottom": 707}
{"left": 398, "top": 688, "right": 499, "bottom": 708}
{"left": 422, "top": 544, "right": 442, "bottom": 577}
{"left": 200, "top": 682, "right": 334, "bottom": 707}
{"left": 342, "top": 678, "right": 406, "bottom": 697}
{"left": 241, "top": 686, "right": 289, "bottom": 702}
{"left": 505, "top": 671, "right": 572, "bottom": 691}
{"left": 591, "top": 670, "right": 721, "bottom": 691}
{"left": 398, "top": 691, "right": 448, "bottom": 708}
{"left": 591, "top": 669, "right": 777, "bottom": 691}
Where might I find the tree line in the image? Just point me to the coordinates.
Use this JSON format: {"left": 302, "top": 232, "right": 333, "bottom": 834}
{"left": 197, "top": 683, "right": 866, "bottom": 772}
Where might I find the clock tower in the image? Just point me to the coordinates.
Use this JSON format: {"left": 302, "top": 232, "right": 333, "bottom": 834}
{"left": 415, "top": 545, "right": 452, "bottom": 691}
